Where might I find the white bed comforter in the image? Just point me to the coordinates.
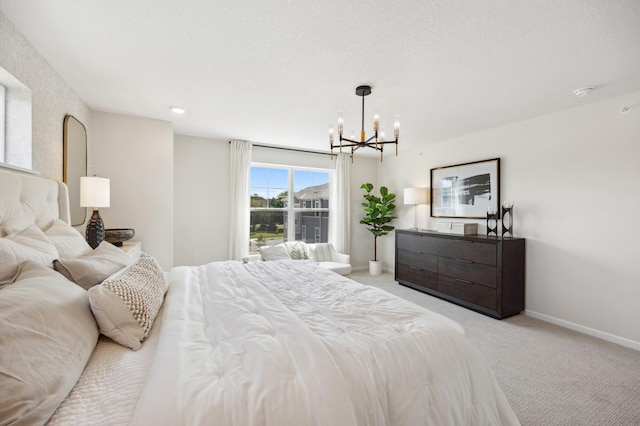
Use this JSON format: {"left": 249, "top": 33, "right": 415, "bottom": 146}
{"left": 133, "top": 260, "right": 519, "bottom": 426}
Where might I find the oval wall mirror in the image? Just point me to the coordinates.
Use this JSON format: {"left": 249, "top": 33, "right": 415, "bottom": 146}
{"left": 63, "top": 115, "right": 87, "bottom": 226}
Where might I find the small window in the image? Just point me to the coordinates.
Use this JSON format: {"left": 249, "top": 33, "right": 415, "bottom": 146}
{"left": 0, "top": 84, "right": 5, "bottom": 162}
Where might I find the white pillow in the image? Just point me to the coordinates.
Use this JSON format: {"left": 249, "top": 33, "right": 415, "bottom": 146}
{"left": 0, "top": 260, "right": 99, "bottom": 425}
{"left": 284, "top": 241, "right": 309, "bottom": 260}
{"left": 259, "top": 244, "right": 291, "bottom": 261}
{"left": 0, "top": 225, "right": 58, "bottom": 284}
{"left": 88, "top": 253, "right": 168, "bottom": 350}
{"left": 44, "top": 219, "right": 92, "bottom": 258}
{"left": 54, "top": 241, "right": 131, "bottom": 290}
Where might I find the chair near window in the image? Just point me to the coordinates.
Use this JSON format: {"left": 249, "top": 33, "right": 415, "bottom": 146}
{"left": 257, "top": 241, "right": 351, "bottom": 276}
{"left": 307, "top": 243, "right": 352, "bottom": 276}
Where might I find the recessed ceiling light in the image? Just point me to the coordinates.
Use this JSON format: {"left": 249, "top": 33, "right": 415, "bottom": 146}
{"left": 620, "top": 106, "right": 632, "bottom": 114}
{"left": 170, "top": 106, "right": 185, "bottom": 114}
{"left": 573, "top": 87, "right": 594, "bottom": 98}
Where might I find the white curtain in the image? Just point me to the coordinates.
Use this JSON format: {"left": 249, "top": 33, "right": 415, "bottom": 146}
{"left": 228, "top": 140, "right": 252, "bottom": 260}
{"left": 330, "top": 153, "right": 350, "bottom": 254}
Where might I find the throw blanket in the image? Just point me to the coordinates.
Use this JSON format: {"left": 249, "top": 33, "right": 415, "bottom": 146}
{"left": 133, "top": 260, "right": 518, "bottom": 425}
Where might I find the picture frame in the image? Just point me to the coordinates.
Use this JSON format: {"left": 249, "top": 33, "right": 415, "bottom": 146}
{"left": 430, "top": 158, "right": 500, "bottom": 219}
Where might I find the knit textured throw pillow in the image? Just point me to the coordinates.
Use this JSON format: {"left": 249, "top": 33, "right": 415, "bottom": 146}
{"left": 88, "top": 253, "right": 167, "bottom": 350}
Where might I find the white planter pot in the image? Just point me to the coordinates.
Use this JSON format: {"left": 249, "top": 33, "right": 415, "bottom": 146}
{"left": 369, "top": 260, "right": 383, "bottom": 275}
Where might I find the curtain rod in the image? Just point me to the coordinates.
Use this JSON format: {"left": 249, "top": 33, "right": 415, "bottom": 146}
{"left": 229, "top": 141, "right": 332, "bottom": 157}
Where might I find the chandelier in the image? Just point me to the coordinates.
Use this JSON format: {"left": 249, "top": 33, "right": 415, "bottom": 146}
{"left": 329, "top": 85, "right": 399, "bottom": 162}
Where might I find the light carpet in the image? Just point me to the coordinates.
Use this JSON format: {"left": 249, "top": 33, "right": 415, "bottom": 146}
{"left": 350, "top": 271, "right": 640, "bottom": 426}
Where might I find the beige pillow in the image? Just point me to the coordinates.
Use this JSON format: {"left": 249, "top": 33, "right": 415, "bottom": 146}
{"left": 284, "top": 241, "right": 309, "bottom": 260}
{"left": 54, "top": 241, "right": 131, "bottom": 289}
{"left": 88, "top": 253, "right": 168, "bottom": 350}
{"left": 259, "top": 244, "right": 291, "bottom": 261}
{"left": 0, "top": 260, "right": 99, "bottom": 426}
{"left": 0, "top": 225, "right": 59, "bottom": 284}
{"left": 44, "top": 219, "right": 92, "bottom": 258}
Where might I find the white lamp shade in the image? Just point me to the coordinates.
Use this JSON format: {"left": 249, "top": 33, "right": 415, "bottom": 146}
{"left": 404, "top": 187, "right": 428, "bottom": 205}
{"left": 80, "top": 176, "right": 110, "bottom": 208}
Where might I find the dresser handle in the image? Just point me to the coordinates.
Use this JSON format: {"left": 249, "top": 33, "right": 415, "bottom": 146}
{"left": 454, "top": 258, "right": 473, "bottom": 264}
{"left": 409, "top": 266, "right": 423, "bottom": 271}
{"left": 454, "top": 278, "right": 473, "bottom": 285}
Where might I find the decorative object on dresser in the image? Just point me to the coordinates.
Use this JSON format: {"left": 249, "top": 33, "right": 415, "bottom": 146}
{"left": 395, "top": 229, "right": 525, "bottom": 319}
{"left": 431, "top": 158, "right": 500, "bottom": 219}
{"left": 104, "top": 228, "right": 135, "bottom": 247}
{"left": 502, "top": 201, "right": 513, "bottom": 237}
{"left": 329, "top": 85, "right": 399, "bottom": 162}
{"left": 360, "top": 183, "right": 397, "bottom": 275}
{"left": 436, "top": 222, "right": 478, "bottom": 235}
{"left": 487, "top": 208, "right": 499, "bottom": 236}
{"left": 403, "top": 187, "right": 428, "bottom": 230}
{"left": 80, "top": 176, "right": 110, "bottom": 249}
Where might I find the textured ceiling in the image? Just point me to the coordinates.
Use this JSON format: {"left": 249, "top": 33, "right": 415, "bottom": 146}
{"left": 2, "top": 0, "right": 640, "bottom": 154}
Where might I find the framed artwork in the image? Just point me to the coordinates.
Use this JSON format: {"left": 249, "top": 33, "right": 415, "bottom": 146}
{"left": 430, "top": 158, "right": 500, "bottom": 219}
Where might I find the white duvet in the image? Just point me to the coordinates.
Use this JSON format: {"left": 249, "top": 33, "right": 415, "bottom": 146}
{"left": 132, "top": 260, "right": 518, "bottom": 426}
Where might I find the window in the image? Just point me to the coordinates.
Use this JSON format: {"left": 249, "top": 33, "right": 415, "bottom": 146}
{"left": 0, "top": 84, "right": 5, "bottom": 162}
{"left": 250, "top": 164, "right": 331, "bottom": 253}
{"left": 0, "top": 67, "right": 32, "bottom": 170}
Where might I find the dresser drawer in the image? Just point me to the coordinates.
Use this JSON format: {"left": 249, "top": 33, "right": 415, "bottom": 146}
{"left": 396, "top": 263, "right": 438, "bottom": 291}
{"left": 438, "top": 257, "right": 497, "bottom": 288}
{"left": 396, "top": 232, "right": 439, "bottom": 255}
{"left": 437, "top": 239, "right": 496, "bottom": 266}
{"left": 438, "top": 274, "right": 497, "bottom": 311}
{"left": 397, "top": 249, "right": 437, "bottom": 273}
{"left": 397, "top": 249, "right": 437, "bottom": 291}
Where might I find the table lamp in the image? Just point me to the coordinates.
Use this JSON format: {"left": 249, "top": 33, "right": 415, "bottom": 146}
{"left": 80, "top": 176, "right": 110, "bottom": 249}
{"left": 404, "top": 187, "right": 428, "bottom": 230}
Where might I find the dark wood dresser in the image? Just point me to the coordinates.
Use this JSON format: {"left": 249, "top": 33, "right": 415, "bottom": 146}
{"left": 395, "top": 229, "right": 525, "bottom": 319}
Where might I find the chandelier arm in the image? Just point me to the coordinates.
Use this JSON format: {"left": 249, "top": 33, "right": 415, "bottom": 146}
{"left": 363, "top": 142, "right": 383, "bottom": 152}
{"left": 364, "top": 134, "right": 378, "bottom": 144}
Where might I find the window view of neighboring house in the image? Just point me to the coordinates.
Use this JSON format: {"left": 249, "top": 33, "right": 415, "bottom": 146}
{"left": 288, "top": 182, "right": 329, "bottom": 244}
{"left": 249, "top": 164, "right": 330, "bottom": 253}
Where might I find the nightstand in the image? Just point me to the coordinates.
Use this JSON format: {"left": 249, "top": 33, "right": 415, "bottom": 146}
{"left": 120, "top": 241, "right": 142, "bottom": 259}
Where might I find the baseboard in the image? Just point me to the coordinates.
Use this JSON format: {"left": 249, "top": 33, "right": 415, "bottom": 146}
{"left": 525, "top": 309, "right": 640, "bottom": 351}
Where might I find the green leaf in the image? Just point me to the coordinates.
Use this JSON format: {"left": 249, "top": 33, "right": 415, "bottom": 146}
{"left": 360, "top": 183, "right": 397, "bottom": 259}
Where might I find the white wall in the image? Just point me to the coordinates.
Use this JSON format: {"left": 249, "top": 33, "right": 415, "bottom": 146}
{"left": 0, "top": 11, "right": 91, "bottom": 180}
{"left": 174, "top": 135, "right": 230, "bottom": 266}
{"left": 378, "top": 91, "right": 640, "bottom": 349}
{"left": 91, "top": 111, "right": 174, "bottom": 271}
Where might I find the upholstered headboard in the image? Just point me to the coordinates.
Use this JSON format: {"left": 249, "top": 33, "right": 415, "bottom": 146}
{"left": 0, "top": 168, "right": 71, "bottom": 236}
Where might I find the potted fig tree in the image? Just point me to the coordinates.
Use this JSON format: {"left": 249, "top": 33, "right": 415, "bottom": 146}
{"left": 360, "top": 183, "right": 397, "bottom": 275}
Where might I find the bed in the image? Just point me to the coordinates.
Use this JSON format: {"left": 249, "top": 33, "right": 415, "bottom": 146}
{"left": 0, "top": 168, "right": 519, "bottom": 425}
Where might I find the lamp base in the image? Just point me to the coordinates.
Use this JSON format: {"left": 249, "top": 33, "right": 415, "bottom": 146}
{"left": 86, "top": 209, "right": 105, "bottom": 249}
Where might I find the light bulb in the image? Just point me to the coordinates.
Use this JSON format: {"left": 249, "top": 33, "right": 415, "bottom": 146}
{"left": 374, "top": 107, "right": 380, "bottom": 132}
{"left": 394, "top": 115, "right": 400, "bottom": 139}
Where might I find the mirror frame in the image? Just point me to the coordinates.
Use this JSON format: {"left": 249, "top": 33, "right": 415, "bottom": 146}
{"left": 63, "top": 115, "right": 87, "bottom": 226}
